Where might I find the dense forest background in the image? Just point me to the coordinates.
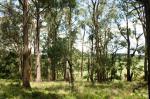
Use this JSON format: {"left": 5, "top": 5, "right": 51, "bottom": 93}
{"left": 0, "top": 0, "right": 150, "bottom": 99}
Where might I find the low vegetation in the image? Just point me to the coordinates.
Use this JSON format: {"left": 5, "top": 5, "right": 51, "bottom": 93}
{"left": 0, "top": 79, "right": 147, "bottom": 99}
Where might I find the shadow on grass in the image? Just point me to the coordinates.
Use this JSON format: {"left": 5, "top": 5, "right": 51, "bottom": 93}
{"left": 0, "top": 83, "right": 62, "bottom": 99}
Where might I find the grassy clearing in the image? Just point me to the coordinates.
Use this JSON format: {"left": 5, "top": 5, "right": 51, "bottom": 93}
{"left": 0, "top": 79, "right": 148, "bottom": 99}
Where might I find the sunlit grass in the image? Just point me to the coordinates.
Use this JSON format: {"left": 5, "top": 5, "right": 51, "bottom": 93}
{"left": 0, "top": 79, "right": 148, "bottom": 99}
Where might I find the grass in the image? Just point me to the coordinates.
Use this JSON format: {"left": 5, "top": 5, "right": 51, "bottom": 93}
{"left": 0, "top": 79, "right": 148, "bottom": 99}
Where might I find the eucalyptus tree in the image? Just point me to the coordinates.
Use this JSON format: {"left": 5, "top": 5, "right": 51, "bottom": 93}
{"left": 31, "top": 0, "right": 44, "bottom": 82}
{"left": 116, "top": 0, "right": 145, "bottom": 82}
{"left": 140, "top": 0, "right": 150, "bottom": 97}
{"left": 17, "top": 0, "right": 31, "bottom": 88}
{"left": 44, "top": 1, "right": 64, "bottom": 81}
{"left": 129, "top": 0, "right": 147, "bottom": 81}
{"left": 133, "top": 0, "right": 150, "bottom": 97}
{"left": 63, "top": 0, "right": 77, "bottom": 88}
{"left": 0, "top": 0, "right": 33, "bottom": 88}
{"left": 88, "top": 0, "right": 116, "bottom": 82}
{"left": 125, "top": 0, "right": 150, "bottom": 96}
{"left": 40, "top": 0, "right": 77, "bottom": 82}
{"left": 76, "top": 1, "right": 88, "bottom": 78}
{"left": 118, "top": 0, "right": 132, "bottom": 81}
{"left": 144, "top": 1, "right": 150, "bottom": 98}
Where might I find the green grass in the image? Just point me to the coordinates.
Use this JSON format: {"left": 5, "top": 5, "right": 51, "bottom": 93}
{"left": 0, "top": 79, "right": 148, "bottom": 99}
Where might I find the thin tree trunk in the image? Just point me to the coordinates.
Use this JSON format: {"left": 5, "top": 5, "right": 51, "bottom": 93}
{"left": 142, "top": 24, "right": 148, "bottom": 81}
{"left": 127, "top": 40, "right": 131, "bottom": 81}
{"left": 144, "top": 37, "right": 148, "bottom": 81}
{"left": 126, "top": 4, "right": 132, "bottom": 81}
{"left": 80, "top": 26, "right": 85, "bottom": 78}
{"left": 35, "top": 3, "right": 41, "bottom": 82}
{"left": 67, "top": 59, "right": 74, "bottom": 89}
{"left": 67, "top": 7, "right": 74, "bottom": 89}
{"left": 22, "top": 0, "right": 31, "bottom": 88}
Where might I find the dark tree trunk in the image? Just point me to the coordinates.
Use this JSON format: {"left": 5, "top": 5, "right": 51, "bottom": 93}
{"left": 51, "top": 64, "right": 56, "bottom": 81}
{"left": 22, "top": 0, "right": 31, "bottom": 88}
{"left": 90, "top": 37, "right": 94, "bottom": 84}
{"left": 127, "top": 39, "right": 132, "bottom": 81}
{"left": 144, "top": 0, "right": 150, "bottom": 98}
{"left": 126, "top": 10, "right": 132, "bottom": 81}
{"left": 67, "top": 59, "right": 74, "bottom": 88}
{"left": 35, "top": 3, "right": 41, "bottom": 82}
{"left": 144, "top": 38, "right": 148, "bottom": 81}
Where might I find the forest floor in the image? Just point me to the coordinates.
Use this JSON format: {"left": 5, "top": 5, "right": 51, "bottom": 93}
{"left": 0, "top": 79, "right": 148, "bottom": 99}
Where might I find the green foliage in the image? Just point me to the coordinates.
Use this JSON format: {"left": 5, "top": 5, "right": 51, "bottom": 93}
{"left": 131, "top": 57, "right": 144, "bottom": 80}
{"left": 38, "top": 0, "right": 76, "bottom": 8}
{"left": 47, "top": 38, "right": 68, "bottom": 64}
{"left": 0, "top": 51, "right": 19, "bottom": 79}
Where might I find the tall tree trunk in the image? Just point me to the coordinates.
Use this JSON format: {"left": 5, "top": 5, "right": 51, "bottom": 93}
{"left": 144, "top": 35, "right": 148, "bottom": 81}
{"left": 67, "top": 7, "right": 74, "bottom": 89}
{"left": 126, "top": 6, "right": 132, "bottom": 81}
{"left": 144, "top": 1, "right": 150, "bottom": 98}
{"left": 127, "top": 38, "right": 132, "bottom": 81}
{"left": 142, "top": 25, "right": 148, "bottom": 81}
{"left": 35, "top": 3, "right": 41, "bottom": 82}
{"left": 22, "top": 0, "right": 31, "bottom": 88}
{"left": 80, "top": 26, "right": 85, "bottom": 78}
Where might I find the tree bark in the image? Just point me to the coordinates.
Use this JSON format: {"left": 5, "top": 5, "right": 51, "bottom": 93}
{"left": 144, "top": 0, "right": 150, "bottom": 98}
{"left": 90, "top": 36, "right": 94, "bottom": 84}
{"left": 67, "top": 59, "right": 74, "bottom": 88}
{"left": 126, "top": 4, "right": 132, "bottom": 81}
{"left": 67, "top": 7, "right": 74, "bottom": 89}
{"left": 64, "top": 60, "right": 70, "bottom": 81}
{"left": 22, "top": 0, "right": 31, "bottom": 88}
{"left": 35, "top": 2, "right": 41, "bottom": 82}
{"left": 144, "top": 35, "right": 148, "bottom": 81}
{"left": 127, "top": 35, "right": 132, "bottom": 81}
